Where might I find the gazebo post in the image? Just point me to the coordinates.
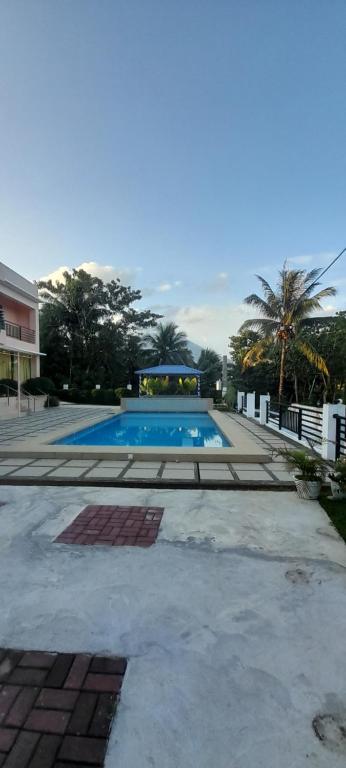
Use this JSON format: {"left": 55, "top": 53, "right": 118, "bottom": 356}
{"left": 139, "top": 374, "right": 142, "bottom": 397}
{"left": 197, "top": 376, "right": 201, "bottom": 397}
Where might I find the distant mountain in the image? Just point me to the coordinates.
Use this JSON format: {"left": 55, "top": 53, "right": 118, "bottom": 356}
{"left": 187, "top": 340, "right": 203, "bottom": 363}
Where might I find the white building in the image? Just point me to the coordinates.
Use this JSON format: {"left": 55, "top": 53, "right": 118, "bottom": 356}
{"left": 0, "top": 262, "right": 41, "bottom": 388}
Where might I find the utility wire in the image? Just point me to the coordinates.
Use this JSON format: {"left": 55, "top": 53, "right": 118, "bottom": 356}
{"left": 309, "top": 246, "right": 346, "bottom": 291}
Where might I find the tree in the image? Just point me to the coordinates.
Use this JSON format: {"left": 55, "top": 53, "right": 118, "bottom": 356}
{"left": 39, "top": 269, "right": 161, "bottom": 388}
{"left": 143, "top": 322, "right": 194, "bottom": 366}
{"left": 197, "top": 348, "right": 222, "bottom": 397}
{"left": 239, "top": 267, "right": 336, "bottom": 400}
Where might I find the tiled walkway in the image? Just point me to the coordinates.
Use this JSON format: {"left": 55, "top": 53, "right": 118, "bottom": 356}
{"left": 0, "top": 407, "right": 113, "bottom": 445}
{"left": 0, "top": 412, "right": 296, "bottom": 486}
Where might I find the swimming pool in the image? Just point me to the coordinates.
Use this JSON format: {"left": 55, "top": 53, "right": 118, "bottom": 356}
{"left": 53, "top": 412, "right": 230, "bottom": 448}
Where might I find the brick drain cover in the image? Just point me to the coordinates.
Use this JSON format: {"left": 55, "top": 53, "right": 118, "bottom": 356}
{"left": 55, "top": 505, "right": 164, "bottom": 547}
{"left": 0, "top": 648, "right": 127, "bottom": 766}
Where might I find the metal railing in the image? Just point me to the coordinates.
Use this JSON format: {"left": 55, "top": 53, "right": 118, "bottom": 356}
{"left": 334, "top": 414, "right": 346, "bottom": 459}
{"left": 5, "top": 321, "right": 36, "bottom": 344}
{"left": 266, "top": 402, "right": 323, "bottom": 446}
{"left": 0, "top": 382, "right": 36, "bottom": 412}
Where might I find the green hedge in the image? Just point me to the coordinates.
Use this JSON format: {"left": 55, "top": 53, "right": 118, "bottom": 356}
{"left": 23, "top": 377, "right": 56, "bottom": 395}
{"left": 57, "top": 388, "right": 123, "bottom": 405}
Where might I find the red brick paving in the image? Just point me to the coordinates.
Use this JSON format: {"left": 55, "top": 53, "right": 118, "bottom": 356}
{"left": 0, "top": 648, "right": 127, "bottom": 767}
{"left": 55, "top": 504, "right": 164, "bottom": 547}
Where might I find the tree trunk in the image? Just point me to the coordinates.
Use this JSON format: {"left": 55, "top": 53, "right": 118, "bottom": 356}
{"left": 294, "top": 372, "right": 299, "bottom": 403}
{"left": 278, "top": 340, "right": 286, "bottom": 401}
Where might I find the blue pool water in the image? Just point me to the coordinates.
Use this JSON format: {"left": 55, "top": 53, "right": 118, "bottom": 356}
{"left": 54, "top": 412, "right": 230, "bottom": 448}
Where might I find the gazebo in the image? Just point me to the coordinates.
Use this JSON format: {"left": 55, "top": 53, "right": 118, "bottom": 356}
{"left": 135, "top": 364, "right": 203, "bottom": 397}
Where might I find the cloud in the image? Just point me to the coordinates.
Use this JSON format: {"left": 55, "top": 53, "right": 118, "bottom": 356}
{"left": 205, "top": 271, "right": 229, "bottom": 292}
{"left": 156, "top": 280, "right": 182, "bottom": 293}
{"left": 41, "top": 261, "right": 142, "bottom": 285}
{"left": 149, "top": 301, "right": 254, "bottom": 354}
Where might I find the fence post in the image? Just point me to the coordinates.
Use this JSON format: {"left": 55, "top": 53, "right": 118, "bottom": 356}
{"left": 278, "top": 405, "right": 283, "bottom": 430}
{"left": 334, "top": 416, "right": 341, "bottom": 460}
{"left": 321, "top": 403, "right": 346, "bottom": 460}
{"left": 246, "top": 392, "right": 256, "bottom": 419}
{"left": 237, "top": 391, "right": 244, "bottom": 412}
{"left": 297, "top": 408, "right": 302, "bottom": 440}
{"left": 259, "top": 394, "right": 270, "bottom": 425}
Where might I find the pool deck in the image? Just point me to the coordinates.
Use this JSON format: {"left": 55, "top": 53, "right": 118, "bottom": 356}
{"left": 0, "top": 406, "right": 297, "bottom": 488}
{"left": 0, "top": 404, "right": 270, "bottom": 463}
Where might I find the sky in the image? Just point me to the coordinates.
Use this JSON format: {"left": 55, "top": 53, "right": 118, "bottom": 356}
{"left": 0, "top": 0, "right": 345, "bottom": 354}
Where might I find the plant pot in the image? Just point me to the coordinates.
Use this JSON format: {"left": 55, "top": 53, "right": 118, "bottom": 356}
{"left": 330, "top": 479, "right": 346, "bottom": 500}
{"left": 294, "top": 476, "right": 321, "bottom": 500}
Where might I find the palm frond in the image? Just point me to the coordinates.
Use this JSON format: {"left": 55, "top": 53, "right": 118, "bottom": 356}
{"left": 295, "top": 339, "right": 330, "bottom": 377}
{"left": 239, "top": 318, "right": 279, "bottom": 335}
{"left": 243, "top": 294, "right": 278, "bottom": 318}
{"left": 242, "top": 338, "right": 272, "bottom": 369}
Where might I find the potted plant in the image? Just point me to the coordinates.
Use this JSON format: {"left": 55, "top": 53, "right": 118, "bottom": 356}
{"left": 280, "top": 449, "right": 325, "bottom": 500}
{"left": 328, "top": 458, "right": 346, "bottom": 500}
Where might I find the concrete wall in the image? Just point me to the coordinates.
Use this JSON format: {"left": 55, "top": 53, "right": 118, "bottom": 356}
{"left": 121, "top": 397, "right": 213, "bottom": 412}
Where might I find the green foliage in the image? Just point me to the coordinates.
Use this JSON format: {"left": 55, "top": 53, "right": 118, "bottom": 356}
{"left": 224, "top": 383, "right": 237, "bottom": 410}
{"left": 279, "top": 449, "right": 325, "bottom": 480}
{"left": 319, "top": 493, "right": 346, "bottom": 544}
{"left": 229, "top": 312, "right": 346, "bottom": 404}
{"left": 238, "top": 266, "right": 336, "bottom": 398}
{"left": 197, "top": 348, "right": 222, "bottom": 397}
{"left": 143, "top": 322, "right": 194, "bottom": 366}
{"left": 58, "top": 387, "right": 122, "bottom": 405}
{"left": 44, "top": 395, "right": 60, "bottom": 408}
{"left": 38, "top": 268, "right": 161, "bottom": 390}
{"left": 0, "top": 379, "right": 17, "bottom": 396}
{"left": 328, "top": 458, "right": 346, "bottom": 490}
{"left": 23, "top": 377, "right": 56, "bottom": 395}
{"left": 140, "top": 376, "right": 197, "bottom": 396}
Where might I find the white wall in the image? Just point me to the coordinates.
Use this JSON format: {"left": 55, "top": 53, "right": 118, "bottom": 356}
{"left": 121, "top": 397, "right": 213, "bottom": 412}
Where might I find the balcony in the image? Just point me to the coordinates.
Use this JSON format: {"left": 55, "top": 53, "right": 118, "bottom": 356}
{"left": 5, "top": 321, "right": 36, "bottom": 344}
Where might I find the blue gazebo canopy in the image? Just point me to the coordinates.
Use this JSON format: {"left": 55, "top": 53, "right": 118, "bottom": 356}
{"left": 135, "top": 365, "right": 203, "bottom": 376}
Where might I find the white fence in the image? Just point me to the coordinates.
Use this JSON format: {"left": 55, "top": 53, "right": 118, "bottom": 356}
{"left": 237, "top": 390, "right": 346, "bottom": 461}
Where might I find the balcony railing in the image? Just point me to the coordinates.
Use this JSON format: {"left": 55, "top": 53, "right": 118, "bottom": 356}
{"left": 5, "top": 321, "right": 36, "bottom": 344}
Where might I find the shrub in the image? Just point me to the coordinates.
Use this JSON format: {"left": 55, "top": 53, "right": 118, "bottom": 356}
{"left": 280, "top": 449, "right": 325, "bottom": 480}
{"left": 0, "top": 379, "right": 17, "bottom": 396}
{"left": 24, "top": 377, "right": 56, "bottom": 395}
{"left": 44, "top": 395, "right": 60, "bottom": 408}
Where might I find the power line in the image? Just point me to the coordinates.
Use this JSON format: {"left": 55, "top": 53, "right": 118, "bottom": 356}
{"left": 310, "top": 246, "right": 346, "bottom": 291}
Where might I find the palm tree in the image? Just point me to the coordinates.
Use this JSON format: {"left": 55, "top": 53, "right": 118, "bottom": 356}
{"left": 197, "top": 348, "right": 222, "bottom": 396}
{"left": 144, "top": 322, "right": 194, "bottom": 365}
{"left": 240, "top": 266, "right": 336, "bottom": 400}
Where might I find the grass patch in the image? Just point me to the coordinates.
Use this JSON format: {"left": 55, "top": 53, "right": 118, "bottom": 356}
{"left": 319, "top": 492, "right": 346, "bottom": 544}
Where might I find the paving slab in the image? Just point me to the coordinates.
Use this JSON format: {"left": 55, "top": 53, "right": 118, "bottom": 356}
{"left": 97, "top": 461, "right": 130, "bottom": 468}
{"left": 124, "top": 468, "right": 160, "bottom": 479}
{"left": 11, "top": 466, "right": 51, "bottom": 478}
{"left": 0, "top": 465, "right": 18, "bottom": 476}
{"left": 30, "top": 458, "right": 66, "bottom": 467}
{"left": 131, "top": 462, "right": 162, "bottom": 470}
{"left": 232, "top": 463, "right": 264, "bottom": 470}
{"left": 47, "top": 467, "right": 87, "bottom": 478}
{"left": 199, "top": 469, "right": 233, "bottom": 480}
{"left": 270, "top": 470, "right": 294, "bottom": 482}
{"left": 162, "top": 469, "right": 195, "bottom": 480}
{"left": 0, "top": 458, "right": 33, "bottom": 466}
{"left": 85, "top": 468, "right": 125, "bottom": 479}
{"left": 198, "top": 463, "right": 229, "bottom": 470}
{"left": 164, "top": 462, "right": 195, "bottom": 470}
{"left": 64, "top": 460, "right": 97, "bottom": 467}
{"left": 234, "top": 469, "right": 271, "bottom": 481}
